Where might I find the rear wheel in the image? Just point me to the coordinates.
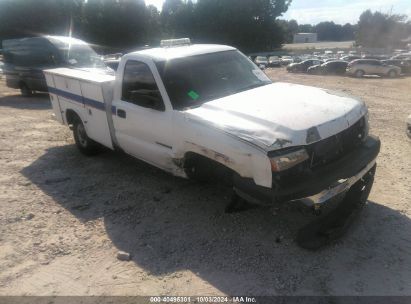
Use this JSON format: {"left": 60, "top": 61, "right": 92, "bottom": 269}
{"left": 72, "top": 117, "right": 100, "bottom": 156}
{"left": 355, "top": 70, "right": 365, "bottom": 78}
{"left": 387, "top": 70, "right": 397, "bottom": 78}
{"left": 20, "top": 83, "right": 33, "bottom": 97}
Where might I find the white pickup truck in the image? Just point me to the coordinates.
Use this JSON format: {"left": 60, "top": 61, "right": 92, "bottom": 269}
{"left": 44, "top": 39, "right": 380, "bottom": 212}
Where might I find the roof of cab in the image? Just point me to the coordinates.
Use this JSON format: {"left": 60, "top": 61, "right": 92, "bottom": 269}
{"left": 126, "top": 44, "right": 236, "bottom": 61}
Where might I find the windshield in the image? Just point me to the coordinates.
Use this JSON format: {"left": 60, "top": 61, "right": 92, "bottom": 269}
{"left": 59, "top": 44, "right": 106, "bottom": 68}
{"left": 156, "top": 50, "right": 271, "bottom": 110}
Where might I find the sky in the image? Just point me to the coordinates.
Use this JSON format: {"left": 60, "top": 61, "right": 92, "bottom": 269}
{"left": 144, "top": 0, "right": 411, "bottom": 24}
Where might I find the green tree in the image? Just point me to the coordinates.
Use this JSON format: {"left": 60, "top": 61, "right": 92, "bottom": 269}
{"left": 298, "top": 23, "right": 314, "bottom": 33}
{"left": 1, "top": 0, "right": 293, "bottom": 53}
{"left": 194, "top": 0, "right": 291, "bottom": 52}
{"left": 356, "top": 10, "right": 411, "bottom": 48}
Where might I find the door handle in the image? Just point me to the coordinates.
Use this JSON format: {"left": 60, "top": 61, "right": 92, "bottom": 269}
{"left": 117, "top": 109, "right": 126, "bottom": 118}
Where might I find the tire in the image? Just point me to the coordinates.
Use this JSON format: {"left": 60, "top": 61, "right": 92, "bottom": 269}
{"left": 387, "top": 70, "right": 397, "bottom": 78}
{"left": 72, "top": 117, "right": 100, "bottom": 156}
{"left": 184, "top": 155, "right": 214, "bottom": 182}
{"left": 184, "top": 154, "right": 233, "bottom": 185}
{"left": 355, "top": 70, "right": 365, "bottom": 78}
{"left": 20, "top": 83, "right": 33, "bottom": 97}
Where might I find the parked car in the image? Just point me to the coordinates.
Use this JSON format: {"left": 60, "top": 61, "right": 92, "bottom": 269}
{"left": 103, "top": 54, "right": 122, "bottom": 71}
{"left": 292, "top": 56, "right": 302, "bottom": 63}
{"left": 381, "top": 59, "right": 411, "bottom": 74}
{"left": 44, "top": 39, "right": 380, "bottom": 242}
{"left": 341, "top": 55, "right": 361, "bottom": 62}
{"left": 0, "top": 61, "right": 4, "bottom": 77}
{"left": 254, "top": 56, "right": 268, "bottom": 69}
{"left": 2, "top": 36, "right": 110, "bottom": 96}
{"left": 268, "top": 56, "right": 281, "bottom": 67}
{"left": 104, "top": 59, "right": 120, "bottom": 71}
{"left": 346, "top": 59, "right": 401, "bottom": 78}
{"left": 307, "top": 60, "right": 348, "bottom": 75}
{"left": 287, "top": 59, "right": 323, "bottom": 73}
{"left": 407, "top": 115, "right": 411, "bottom": 139}
{"left": 280, "top": 56, "right": 293, "bottom": 65}
{"left": 361, "top": 55, "right": 389, "bottom": 60}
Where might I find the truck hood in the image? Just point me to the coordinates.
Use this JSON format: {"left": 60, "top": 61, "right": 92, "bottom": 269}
{"left": 184, "top": 82, "right": 367, "bottom": 151}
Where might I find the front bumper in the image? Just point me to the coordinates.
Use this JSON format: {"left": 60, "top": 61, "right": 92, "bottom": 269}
{"left": 233, "top": 135, "right": 380, "bottom": 206}
{"left": 296, "top": 159, "right": 375, "bottom": 206}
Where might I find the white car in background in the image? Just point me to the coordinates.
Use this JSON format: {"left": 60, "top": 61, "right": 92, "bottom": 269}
{"left": 254, "top": 56, "right": 268, "bottom": 69}
{"left": 268, "top": 56, "right": 281, "bottom": 67}
{"left": 280, "top": 56, "right": 293, "bottom": 66}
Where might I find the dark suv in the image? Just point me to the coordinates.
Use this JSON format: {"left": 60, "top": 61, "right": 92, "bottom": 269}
{"left": 287, "top": 59, "right": 323, "bottom": 73}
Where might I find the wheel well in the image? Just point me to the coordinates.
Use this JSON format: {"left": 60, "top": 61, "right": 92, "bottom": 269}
{"left": 183, "top": 152, "right": 234, "bottom": 185}
{"left": 18, "top": 81, "right": 31, "bottom": 90}
{"left": 355, "top": 69, "right": 364, "bottom": 76}
{"left": 66, "top": 109, "right": 80, "bottom": 125}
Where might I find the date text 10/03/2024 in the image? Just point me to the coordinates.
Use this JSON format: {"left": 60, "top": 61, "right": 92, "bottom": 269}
{"left": 149, "top": 296, "right": 257, "bottom": 303}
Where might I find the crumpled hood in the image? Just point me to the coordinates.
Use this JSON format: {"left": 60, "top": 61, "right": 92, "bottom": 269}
{"left": 184, "top": 82, "right": 367, "bottom": 151}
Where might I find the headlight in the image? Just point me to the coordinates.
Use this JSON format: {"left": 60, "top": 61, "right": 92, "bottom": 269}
{"left": 270, "top": 149, "right": 309, "bottom": 172}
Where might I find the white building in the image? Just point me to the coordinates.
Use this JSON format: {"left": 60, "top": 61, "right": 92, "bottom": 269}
{"left": 293, "top": 33, "right": 318, "bottom": 44}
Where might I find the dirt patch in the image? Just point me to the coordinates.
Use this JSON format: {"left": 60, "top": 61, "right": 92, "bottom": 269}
{"left": 0, "top": 69, "right": 410, "bottom": 296}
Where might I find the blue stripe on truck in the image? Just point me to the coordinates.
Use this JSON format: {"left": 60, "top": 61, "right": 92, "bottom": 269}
{"left": 48, "top": 87, "right": 117, "bottom": 115}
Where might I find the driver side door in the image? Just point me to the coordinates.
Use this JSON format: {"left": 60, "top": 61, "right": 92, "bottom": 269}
{"left": 112, "top": 60, "right": 174, "bottom": 170}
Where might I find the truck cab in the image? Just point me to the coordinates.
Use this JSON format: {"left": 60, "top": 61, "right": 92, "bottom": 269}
{"left": 44, "top": 38, "right": 380, "bottom": 212}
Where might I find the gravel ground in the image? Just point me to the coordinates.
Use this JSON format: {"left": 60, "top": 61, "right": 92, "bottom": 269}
{"left": 0, "top": 69, "right": 410, "bottom": 296}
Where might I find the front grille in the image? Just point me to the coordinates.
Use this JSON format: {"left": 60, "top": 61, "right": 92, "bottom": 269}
{"left": 271, "top": 117, "right": 367, "bottom": 186}
{"left": 307, "top": 117, "right": 367, "bottom": 170}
